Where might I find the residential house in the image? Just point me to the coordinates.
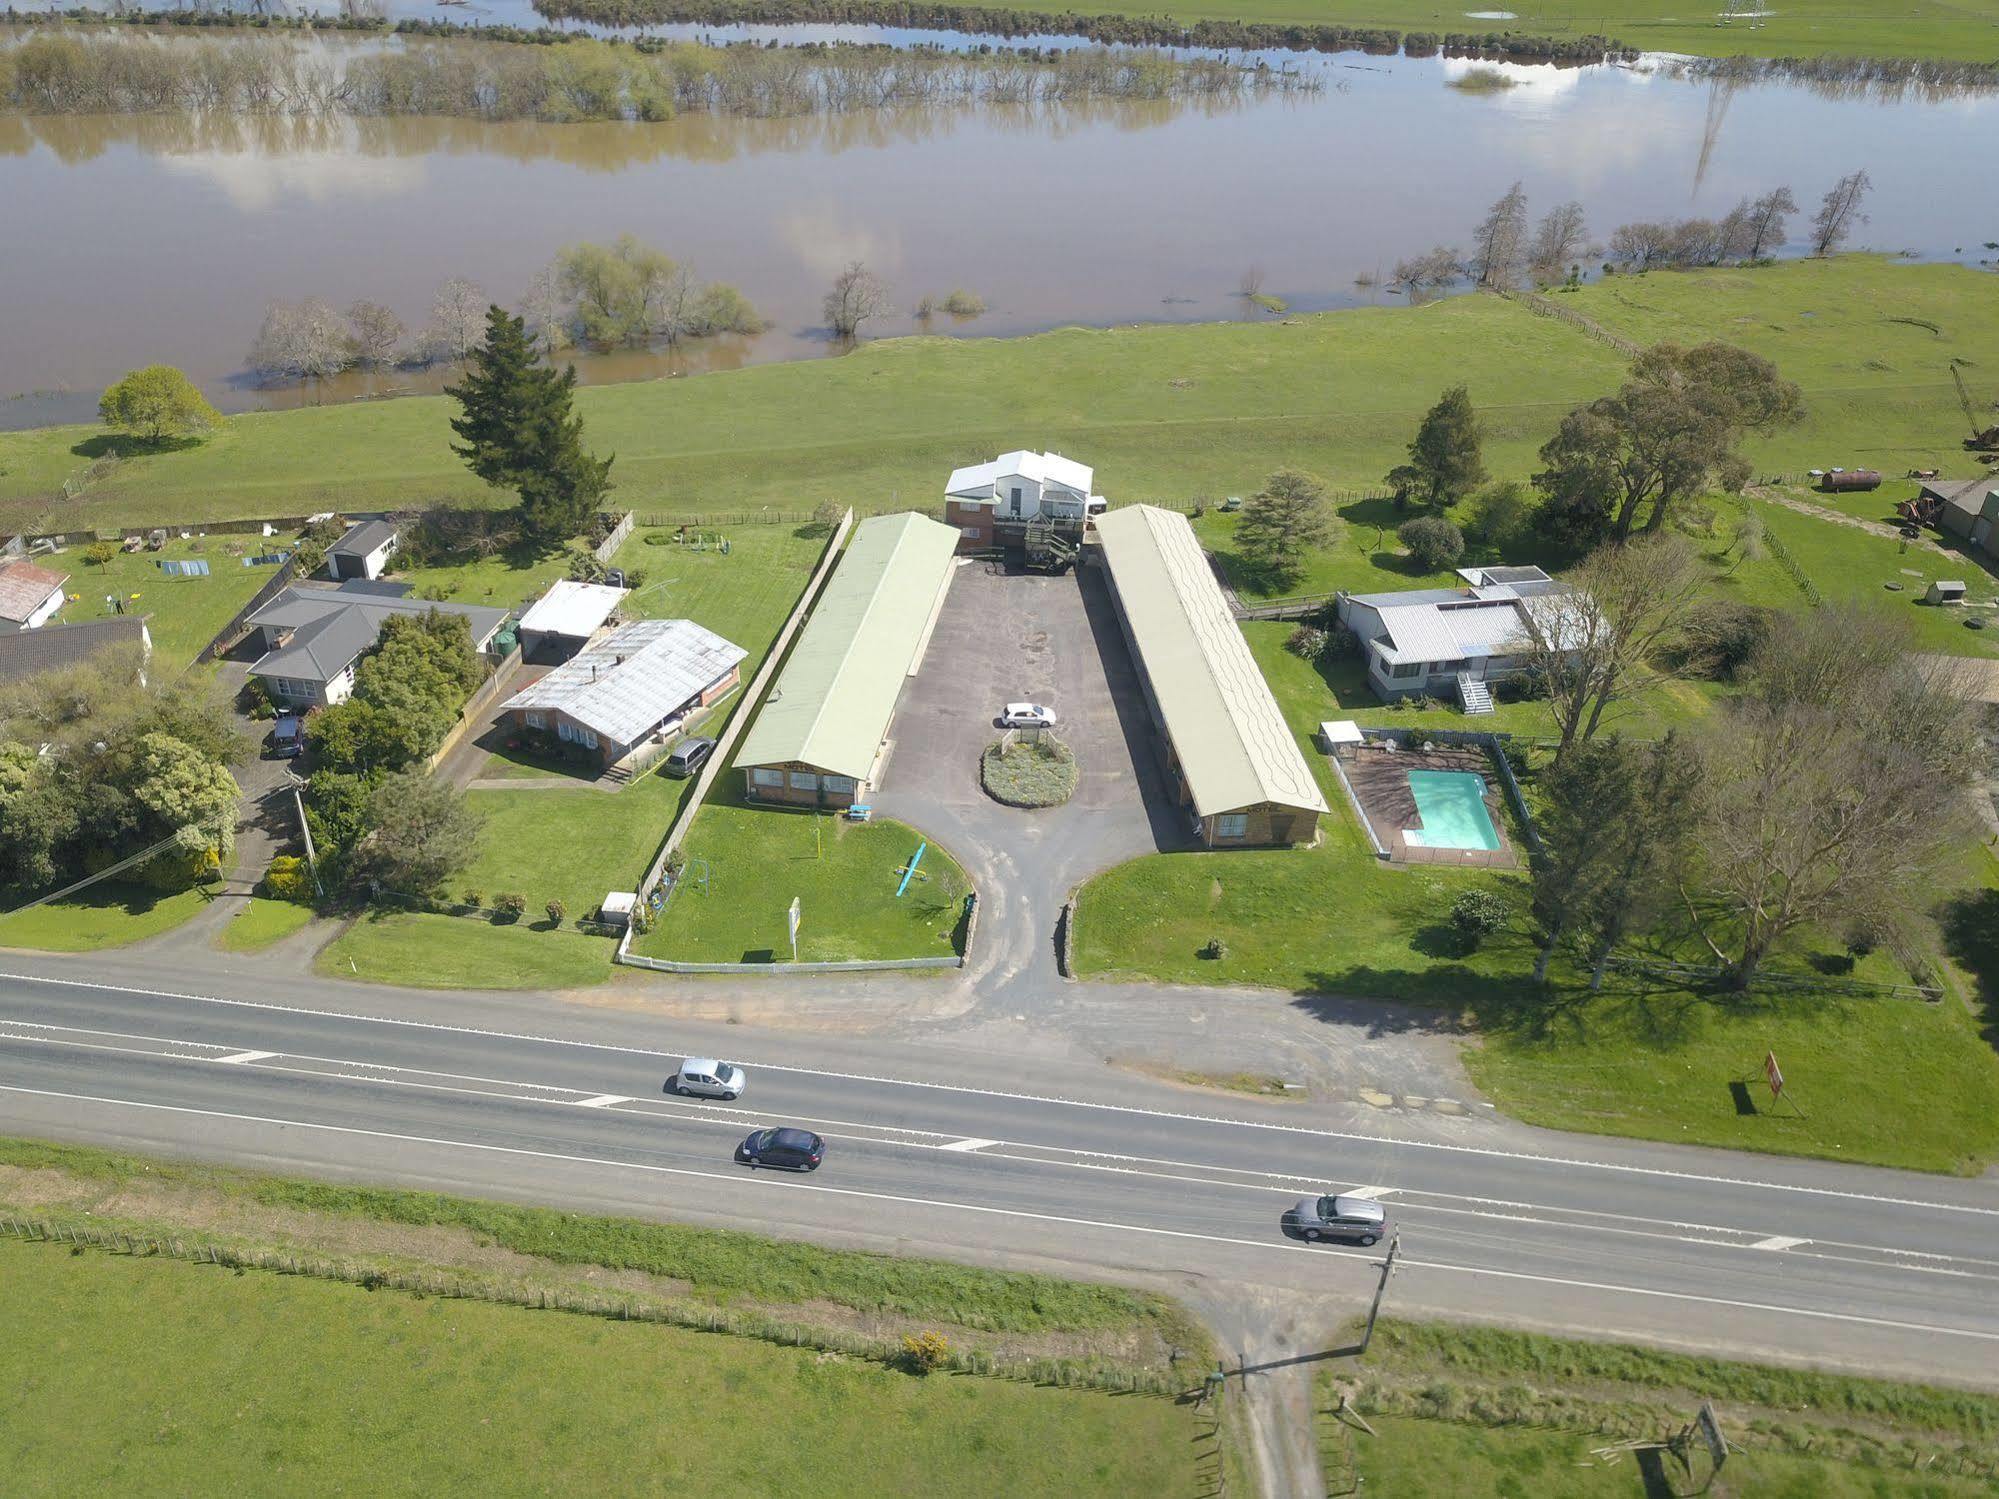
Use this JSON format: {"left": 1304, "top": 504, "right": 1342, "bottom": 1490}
{"left": 1922, "top": 478, "right": 1999, "bottom": 559}
{"left": 735, "top": 512, "right": 959, "bottom": 809}
{"left": 516, "top": 579, "right": 628, "bottom": 664}
{"left": 1335, "top": 565, "right": 1587, "bottom": 713}
{"left": 326, "top": 519, "right": 401, "bottom": 582}
{"left": 943, "top": 450, "right": 1106, "bottom": 550}
{"left": 245, "top": 580, "right": 507, "bottom": 709}
{"left": 0, "top": 559, "right": 68, "bottom": 633}
{"left": 0, "top": 615, "right": 152, "bottom": 687}
{"left": 501, "top": 618, "right": 746, "bottom": 768}
{"left": 1092, "top": 504, "right": 1326, "bottom": 846}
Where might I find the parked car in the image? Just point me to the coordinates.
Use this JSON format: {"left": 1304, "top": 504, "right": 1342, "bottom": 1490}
{"left": 670, "top": 1058, "right": 746, "bottom": 1101}
{"left": 736, "top": 1127, "right": 825, "bottom": 1172}
{"left": 663, "top": 736, "right": 716, "bottom": 779}
{"left": 1285, "top": 1194, "right": 1388, "bottom": 1246}
{"left": 268, "top": 710, "right": 304, "bottom": 760}
{"left": 1000, "top": 702, "right": 1057, "bottom": 729}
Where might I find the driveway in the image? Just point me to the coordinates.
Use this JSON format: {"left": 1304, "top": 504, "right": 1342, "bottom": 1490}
{"left": 871, "top": 559, "right": 1188, "bottom": 998}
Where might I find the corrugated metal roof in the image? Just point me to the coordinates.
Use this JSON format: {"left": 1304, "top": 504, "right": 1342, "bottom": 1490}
{"left": 246, "top": 584, "right": 507, "bottom": 684}
{"left": 0, "top": 560, "right": 68, "bottom": 622}
{"left": 1094, "top": 505, "right": 1327, "bottom": 819}
{"left": 944, "top": 450, "right": 1094, "bottom": 499}
{"left": 518, "top": 580, "right": 627, "bottom": 639}
{"left": 735, "top": 512, "right": 960, "bottom": 780}
{"left": 503, "top": 618, "right": 745, "bottom": 747}
{"left": 0, "top": 616, "right": 150, "bottom": 685}
{"left": 330, "top": 519, "right": 399, "bottom": 557}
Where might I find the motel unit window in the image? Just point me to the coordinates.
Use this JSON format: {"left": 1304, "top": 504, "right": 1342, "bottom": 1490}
{"left": 751, "top": 769, "right": 784, "bottom": 787}
{"left": 1216, "top": 813, "right": 1249, "bottom": 839}
{"left": 789, "top": 771, "right": 819, "bottom": 790}
{"left": 825, "top": 775, "right": 858, "bottom": 794}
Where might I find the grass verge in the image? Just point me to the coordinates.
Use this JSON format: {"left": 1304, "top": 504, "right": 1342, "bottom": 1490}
{"left": 0, "top": 882, "right": 212, "bottom": 952}
{"left": 315, "top": 911, "right": 615, "bottom": 989}
{"left": 213, "top": 896, "right": 316, "bottom": 953}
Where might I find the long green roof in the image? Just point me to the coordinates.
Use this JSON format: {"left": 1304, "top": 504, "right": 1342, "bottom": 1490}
{"left": 735, "top": 512, "right": 961, "bottom": 781}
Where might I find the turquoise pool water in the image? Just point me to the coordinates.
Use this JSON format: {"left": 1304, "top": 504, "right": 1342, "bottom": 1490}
{"left": 1404, "top": 769, "right": 1502, "bottom": 852}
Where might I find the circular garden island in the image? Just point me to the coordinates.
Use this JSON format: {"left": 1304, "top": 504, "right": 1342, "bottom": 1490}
{"left": 980, "top": 735, "right": 1078, "bottom": 808}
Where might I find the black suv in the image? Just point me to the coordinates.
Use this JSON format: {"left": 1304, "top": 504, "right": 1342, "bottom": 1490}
{"left": 736, "top": 1127, "right": 825, "bottom": 1172}
{"left": 664, "top": 736, "right": 716, "bottom": 779}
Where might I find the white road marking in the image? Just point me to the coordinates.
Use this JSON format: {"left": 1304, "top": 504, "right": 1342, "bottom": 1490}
{"left": 1751, "top": 1235, "right": 1809, "bottom": 1252}
{"left": 574, "top": 1095, "right": 628, "bottom": 1109}
{"left": 214, "top": 1050, "right": 276, "bottom": 1066}
{"left": 1342, "top": 1186, "right": 1396, "bottom": 1200}
{"left": 938, "top": 1137, "right": 998, "bottom": 1152}
{"left": 4, "top": 1078, "right": 1997, "bottom": 1348}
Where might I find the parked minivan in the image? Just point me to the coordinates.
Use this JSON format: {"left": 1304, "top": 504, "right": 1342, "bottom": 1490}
{"left": 664, "top": 736, "right": 716, "bottom": 778}
{"left": 269, "top": 711, "right": 305, "bottom": 760}
{"left": 1285, "top": 1194, "right": 1389, "bottom": 1246}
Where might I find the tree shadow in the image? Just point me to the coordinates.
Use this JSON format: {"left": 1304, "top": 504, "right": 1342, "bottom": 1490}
{"left": 70, "top": 433, "right": 206, "bottom": 461}
{"left": 1940, "top": 887, "right": 1999, "bottom": 1056}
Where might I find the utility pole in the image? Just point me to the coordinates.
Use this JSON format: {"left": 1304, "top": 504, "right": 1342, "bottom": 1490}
{"left": 1359, "top": 1231, "right": 1401, "bottom": 1355}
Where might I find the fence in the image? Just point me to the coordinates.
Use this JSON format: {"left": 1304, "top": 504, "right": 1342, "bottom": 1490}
{"left": 194, "top": 549, "right": 304, "bottom": 664}
{"left": 618, "top": 951, "right": 967, "bottom": 975}
{"left": 1489, "top": 286, "right": 1642, "bottom": 358}
{"left": 21, "top": 509, "right": 396, "bottom": 553}
{"left": 1327, "top": 750, "right": 1388, "bottom": 859}
{"left": 592, "top": 510, "right": 635, "bottom": 564}
{"left": 421, "top": 645, "right": 524, "bottom": 773}
{"left": 1344, "top": 725, "right": 1543, "bottom": 856}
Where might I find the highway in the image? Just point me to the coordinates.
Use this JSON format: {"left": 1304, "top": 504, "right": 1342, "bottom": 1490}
{"left": 2, "top": 957, "right": 1997, "bottom": 1389}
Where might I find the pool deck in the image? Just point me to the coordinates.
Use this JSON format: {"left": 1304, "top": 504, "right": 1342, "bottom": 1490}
{"left": 1336, "top": 745, "right": 1518, "bottom": 870}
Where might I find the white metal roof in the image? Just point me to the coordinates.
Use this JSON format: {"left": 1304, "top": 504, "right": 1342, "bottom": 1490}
{"left": 1319, "top": 719, "right": 1365, "bottom": 745}
{"left": 503, "top": 618, "right": 745, "bottom": 747}
{"left": 1093, "top": 504, "right": 1327, "bottom": 819}
{"left": 518, "top": 579, "right": 628, "bottom": 640}
{"left": 944, "top": 449, "right": 1095, "bottom": 499}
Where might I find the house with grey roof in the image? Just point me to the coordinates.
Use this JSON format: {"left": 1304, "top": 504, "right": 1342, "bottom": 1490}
{"left": 245, "top": 580, "right": 507, "bottom": 709}
{"left": 0, "top": 615, "right": 151, "bottom": 687}
{"left": 1335, "top": 565, "right": 1586, "bottom": 714}
{"left": 0, "top": 558, "right": 69, "bottom": 633}
{"left": 326, "top": 519, "right": 401, "bottom": 582}
{"left": 501, "top": 618, "right": 746, "bottom": 768}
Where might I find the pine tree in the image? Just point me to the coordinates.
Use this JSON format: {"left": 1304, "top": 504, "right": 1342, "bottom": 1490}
{"left": 1403, "top": 384, "right": 1487, "bottom": 508}
{"left": 446, "top": 305, "right": 538, "bottom": 488}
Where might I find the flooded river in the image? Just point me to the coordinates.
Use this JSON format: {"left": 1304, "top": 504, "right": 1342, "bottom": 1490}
{"left": 1, "top": 36, "right": 1993, "bottom": 428}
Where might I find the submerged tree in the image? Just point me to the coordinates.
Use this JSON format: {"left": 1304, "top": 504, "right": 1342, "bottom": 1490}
{"left": 423, "top": 275, "right": 491, "bottom": 364}
{"left": 247, "top": 298, "right": 353, "bottom": 384}
{"left": 1741, "top": 185, "right": 1798, "bottom": 260}
{"left": 1527, "top": 201, "right": 1588, "bottom": 275}
{"left": 346, "top": 300, "right": 407, "bottom": 368}
{"left": 1470, "top": 180, "right": 1529, "bottom": 288}
{"left": 824, "top": 261, "right": 892, "bottom": 338}
{"left": 1810, "top": 170, "right": 1871, "bottom": 256}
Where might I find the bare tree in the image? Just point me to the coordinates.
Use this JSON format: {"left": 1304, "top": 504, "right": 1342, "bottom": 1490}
{"left": 1810, "top": 169, "right": 1871, "bottom": 256}
{"left": 1518, "top": 534, "right": 1708, "bottom": 759}
{"left": 422, "top": 275, "right": 490, "bottom": 364}
{"left": 517, "top": 260, "right": 571, "bottom": 355}
{"left": 1470, "top": 180, "right": 1530, "bottom": 287}
{"left": 1390, "top": 245, "right": 1464, "bottom": 295}
{"left": 1715, "top": 197, "right": 1759, "bottom": 262}
{"left": 1527, "top": 201, "right": 1588, "bottom": 274}
{"left": 246, "top": 297, "right": 354, "bottom": 383}
{"left": 346, "top": 300, "right": 406, "bottom": 368}
{"left": 1606, "top": 220, "right": 1673, "bottom": 271}
{"left": 823, "top": 261, "right": 891, "bottom": 338}
{"left": 1742, "top": 185, "right": 1797, "bottom": 260}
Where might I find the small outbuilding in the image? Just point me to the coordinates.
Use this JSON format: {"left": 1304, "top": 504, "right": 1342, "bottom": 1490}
{"left": 517, "top": 579, "right": 629, "bottom": 664}
{"left": 0, "top": 559, "right": 69, "bottom": 633}
{"left": 326, "top": 520, "right": 400, "bottom": 582}
{"left": 1926, "top": 580, "right": 1968, "bottom": 606}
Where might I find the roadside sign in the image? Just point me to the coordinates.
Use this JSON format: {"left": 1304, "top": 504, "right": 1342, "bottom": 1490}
{"left": 1695, "top": 1401, "right": 1729, "bottom": 1471}
{"left": 1764, "top": 1051, "right": 1784, "bottom": 1100}
{"left": 787, "top": 897, "right": 801, "bottom": 962}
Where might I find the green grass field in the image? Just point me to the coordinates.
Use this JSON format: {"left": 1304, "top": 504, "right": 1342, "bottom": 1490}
{"left": 0, "top": 1242, "right": 1194, "bottom": 1498}
{"left": 1, "top": 259, "right": 1990, "bottom": 541}
{"left": 315, "top": 910, "right": 616, "bottom": 988}
{"left": 0, "top": 882, "right": 213, "bottom": 952}
{"left": 642, "top": 795, "right": 971, "bottom": 963}
{"left": 34, "top": 537, "right": 272, "bottom": 670}
{"left": 213, "top": 896, "right": 316, "bottom": 953}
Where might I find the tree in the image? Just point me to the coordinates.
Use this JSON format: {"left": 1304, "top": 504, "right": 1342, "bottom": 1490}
{"left": 129, "top": 730, "right": 240, "bottom": 886}
{"left": 1390, "top": 246, "right": 1463, "bottom": 296}
{"left": 1461, "top": 480, "right": 1533, "bottom": 550}
{"left": 517, "top": 259, "right": 572, "bottom": 355}
{"left": 1233, "top": 468, "right": 1334, "bottom": 588}
{"left": 1527, "top": 201, "right": 1588, "bottom": 275}
{"left": 346, "top": 300, "right": 406, "bottom": 367}
{"left": 423, "top": 275, "right": 490, "bottom": 363}
{"left": 1470, "top": 181, "right": 1529, "bottom": 288}
{"left": 1401, "top": 383, "right": 1487, "bottom": 508}
{"left": 824, "top": 261, "right": 891, "bottom": 338}
{"left": 1810, "top": 170, "right": 1871, "bottom": 256}
{"left": 247, "top": 299, "right": 353, "bottom": 383}
{"left": 1397, "top": 515, "right": 1464, "bottom": 570}
{"left": 98, "top": 364, "right": 220, "bottom": 445}
{"left": 350, "top": 770, "right": 483, "bottom": 896}
{"left": 1742, "top": 185, "right": 1798, "bottom": 261}
{"left": 1690, "top": 609, "right": 1981, "bottom": 988}
{"left": 517, "top": 435, "right": 613, "bottom": 548}
{"left": 1533, "top": 341, "right": 1803, "bottom": 547}
{"left": 1520, "top": 534, "right": 1707, "bottom": 759}
{"left": 82, "top": 540, "right": 120, "bottom": 570}
{"left": 558, "top": 236, "right": 674, "bottom": 347}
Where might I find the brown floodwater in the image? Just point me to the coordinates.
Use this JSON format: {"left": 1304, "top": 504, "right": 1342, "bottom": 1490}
{"left": 1, "top": 46, "right": 1992, "bottom": 428}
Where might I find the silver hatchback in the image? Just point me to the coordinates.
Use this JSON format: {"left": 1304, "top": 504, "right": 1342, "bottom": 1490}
{"left": 1286, "top": 1194, "right": 1388, "bottom": 1246}
{"left": 670, "top": 1058, "right": 747, "bottom": 1101}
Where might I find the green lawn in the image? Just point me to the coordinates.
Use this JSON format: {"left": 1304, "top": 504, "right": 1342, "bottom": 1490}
{"left": 0, "top": 883, "right": 213, "bottom": 952}
{"left": 213, "top": 896, "right": 316, "bottom": 953}
{"left": 0, "top": 1243, "right": 1194, "bottom": 1499}
{"left": 315, "top": 910, "right": 615, "bottom": 989}
{"left": 38, "top": 537, "right": 272, "bottom": 670}
{"left": 642, "top": 795, "right": 971, "bottom": 964}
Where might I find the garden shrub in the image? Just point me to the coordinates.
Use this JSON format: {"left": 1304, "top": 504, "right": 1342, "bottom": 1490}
{"left": 1397, "top": 515, "right": 1465, "bottom": 570}
{"left": 262, "top": 855, "right": 315, "bottom": 903}
{"left": 1449, "top": 889, "right": 1510, "bottom": 950}
{"left": 1285, "top": 625, "right": 1329, "bottom": 661}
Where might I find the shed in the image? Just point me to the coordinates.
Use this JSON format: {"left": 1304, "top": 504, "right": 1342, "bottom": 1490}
{"left": 326, "top": 519, "right": 400, "bottom": 582}
{"left": 598, "top": 891, "right": 638, "bottom": 930}
{"left": 1318, "top": 720, "right": 1365, "bottom": 750}
{"left": 517, "top": 579, "right": 628, "bottom": 663}
{"left": 1926, "top": 580, "right": 1968, "bottom": 606}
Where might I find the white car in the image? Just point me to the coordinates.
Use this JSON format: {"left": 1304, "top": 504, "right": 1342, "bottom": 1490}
{"left": 1001, "top": 702, "right": 1057, "bottom": 729}
{"left": 671, "top": 1058, "right": 747, "bottom": 1101}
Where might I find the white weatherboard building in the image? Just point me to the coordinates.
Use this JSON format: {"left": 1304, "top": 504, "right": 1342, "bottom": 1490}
{"left": 1335, "top": 566, "right": 1590, "bottom": 714}
{"left": 943, "top": 450, "right": 1106, "bottom": 547}
{"left": 517, "top": 579, "right": 628, "bottom": 663}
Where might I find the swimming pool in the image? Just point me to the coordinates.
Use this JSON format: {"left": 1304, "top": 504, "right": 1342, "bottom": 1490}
{"left": 1403, "top": 769, "right": 1502, "bottom": 852}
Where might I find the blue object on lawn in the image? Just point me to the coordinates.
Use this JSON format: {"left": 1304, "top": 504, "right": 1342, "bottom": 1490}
{"left": 895, "top": 841, "right": 926, "bottom": 897}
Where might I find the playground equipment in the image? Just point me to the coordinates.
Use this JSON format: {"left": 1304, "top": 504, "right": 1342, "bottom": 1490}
{"left": 895, "top": 842, "right": 928, "bottom": 898}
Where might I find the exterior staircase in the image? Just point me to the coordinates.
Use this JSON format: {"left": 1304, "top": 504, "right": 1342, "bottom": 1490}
{"left": 1456, "top": 673, "right": 1494, "bottom": 716}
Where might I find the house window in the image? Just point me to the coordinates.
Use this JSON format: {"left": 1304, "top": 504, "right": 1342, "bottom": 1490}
{"left": 960, "top": 526, "right": 982, "bottom": 539}
{"left": 523, "top": 711, "right": 545, "bottom": 730}
{"left": 1216, "top": 813, "right": 1250, "bottom": 839}
{"left": 1390, "top": 662, "right": 1424, "bottom": 680}
{"left": 751, "top": 768, "right": 784, "bottom": 787}
{"left": 789, "top": 771, "right": 819, "bottom": 790}
{"left": 824, "top": 775, "right": 858, "bottom": 794}
{"left": 580, "top": 728, "right": 598, "bottom": 750}
{"left": 557, "top": 720, "right": 574, "bottom": 742}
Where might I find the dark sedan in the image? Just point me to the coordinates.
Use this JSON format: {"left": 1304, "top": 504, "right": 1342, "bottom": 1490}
{"left": 736, "top": 1127, "right": 825, "bottom": 1172}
